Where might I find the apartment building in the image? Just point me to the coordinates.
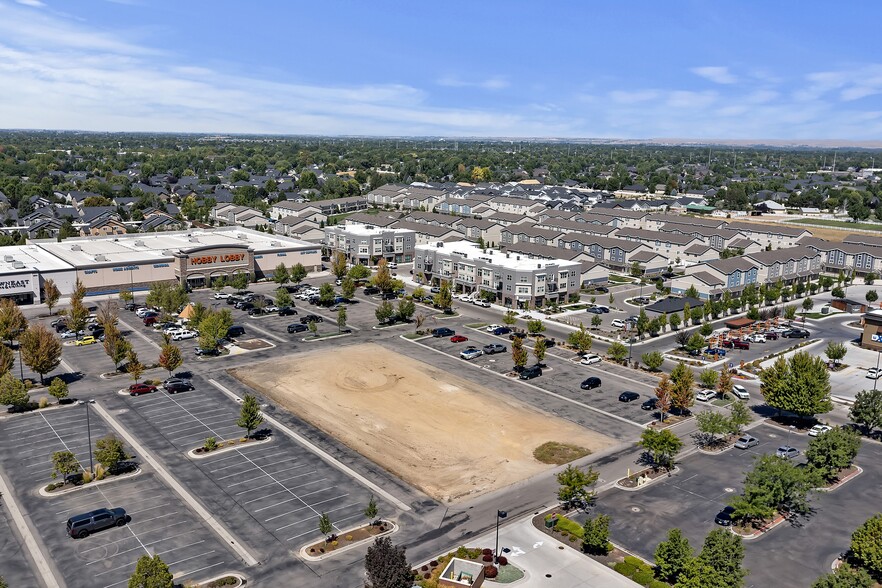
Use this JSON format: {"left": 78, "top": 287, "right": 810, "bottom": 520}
{"left": 324, "top": 225, "right": 416, "bottom": 265}
{"left": 557, "top": 233, "right": 656, "bottom": 273}
{"left": 726, "top": 221, "right": 812, "bottom": 249}
{"left": 414, "top": 240, "right": 580, "bottom": 309}
{"left": 800, "top": 236, "right": 882, "bottom": 276}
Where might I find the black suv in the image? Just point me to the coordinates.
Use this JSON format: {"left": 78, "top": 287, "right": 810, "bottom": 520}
{"left": 67, "top": 508, "right": 128, "bottom": 539}
{"left": 580, "top": 376, "right": 601, "bottom": 390}
{"left": 163, "top": 378, "right": 194, "bottom": 393}
{"left": 278, "top": 307, "right": 297, "bottom": 316}
{"left": 432, "top": 327, "right": 455, "bottom": 337}
{"left": 364, "top": 286, "right": 380, "bottom": 295}
{"left": 287, "top": 323, "right": 308, "bottom": 333}
{"left": 300, "top": 315, "right": 324, "bottom": 324}
{"left": 519, "top": 365, "right": 542, "bottom": 380}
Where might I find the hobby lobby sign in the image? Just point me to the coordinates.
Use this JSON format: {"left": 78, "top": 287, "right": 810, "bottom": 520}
{"left": 189, "top": 253, "right": 247, "bottom": 265}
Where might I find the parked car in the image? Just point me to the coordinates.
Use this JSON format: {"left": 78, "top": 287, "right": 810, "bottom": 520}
{"left": 580, "top": 377, "right": 602, "bottom": 390}
{"left": 714, "top": 506, "right": 735, "bottom": 526}
{"left": 163, "top": 378, "right": 193, "bottom": 393}
{"left": 299, "top": 315, "right": 324, "bottom": 324}
{"left": 509, "top": 331, "right": 527, "bottom": 341}
{"left": 482, "top": 344, "right": 506, "bottom": 355}
{"left": 194, "top": 347, "right": 219, "bottom": 356}
{"left": 519, "top": 365, "right": 542, "bottom": 380}
{"left": 580, "top": 354, "right": 602, "bottom": 365}
{"left": 278, "top": 307, "right": 297, "bottom": 316}
{"left": 54, "top": 322, "right": 69, "bottom": 333}
{"left": 128, "top": 383, "right": 157, "bottom": 396}
{"left": 611, "top": 319, "right": 626, "bottom": 329}
{"left": 214, "top": 292, "right": 230, "bottom": 299}
{"left": 696, "top": 389, "right": 716, "bottom": 402}
{"left": 364, "top": 286, "right": 380, "bottom": 295}
{"left": 594, "top": 305, "right": 610, "bottom": 313}
{"left": 135, "top": 307, "right": 157, "bottom": 318}
{"left": 705, "top": 347, "right": 727, "bottom": 356}
{"left": 764, "top": 331, "right": 779, "bottom": 340}
{"left": 124, "top": 302, "right": 138, "bottom": 311}
{"left": 734, "top": 434, "right": 759, "bottom": 449}
{"left": 143, "top": 316, "right": 158, "bottom": 326}
{"left": 247, "top": 307, "right": 265, "bottom": 316}
{"left": 782, "top": 328, "right": 810, "bottom": 339}
{"left": 74, "top": 336, "right": 98, "bottom": 346}
{"left": 287, "top": 323, "right": 308, "bottom": 333}
{"left": 748, "top": 333, "right": 767, "bottom": 343}
{"left": 67, "top": 508, "right": 128, "bottom": 539}
{"left": 460, "top": 347, "right": 483, "bottom": 360}
{"left": 473, "top": 299, "right": 491, "bottom": 308}
{"left": 227, "top": 325, "right": 246, "bottom": 337}
{"left": 592, "top": 286, "right": 609, "bottom": 294}
{"left": 776, "top": 445, "right": 800, "bottom": 459}
{"left": 722, "top": 339, "right": 750, "bottom": 350}
{"left": 432, "top": 327, "right": 455, "bottom": 338}
{"left": 808, "top": 424, "right": 832, "bottom": 437}
{"left": 632, "top": 297, "right": 651, "bottom": 305}
{"left": 618, "top": 391, "right": 640, "bottom": 403}
{"left": 492, "top": 326, "right": 511, "bottom": 335}
{"left": 732, "top": 384, "right": 750, "bottom": 400}
{"left": 867, "top": 368, "right": 882, "bottom": 380}
{"left": 450, "top": 335, "right": 469, "bottom": 343}
{"left": 430, "top": 286, "right": 441, "bottom": 294}
{"left": 641, "top": 398, "right": 658, "bottom": 411}
{"left": 172, "top": 330, "right": 197, "bottom": 341}
{"left": 485, "top": 324, "right": 503, "bottom": 332}
{"left": 586, "top": 307, "right": 604, "bottom": 315}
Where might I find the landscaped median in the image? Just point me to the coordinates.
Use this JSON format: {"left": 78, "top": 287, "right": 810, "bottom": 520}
{"left": 299, "top": 519, "right": 397, "bottom": 561}
{"left": 41, "top": 433, "right": 141, "bottom": 497}
{"left": 187, "top": 430, "right": 273, "bottom": 459}
{"left": 616, "top": 467, "right": 679, "bottom": 491}
{"left": 188, "top": 573, "right": 247, "bottom": 587}
{"left": 411, "top": 546, "right": 525, "bottom": 586}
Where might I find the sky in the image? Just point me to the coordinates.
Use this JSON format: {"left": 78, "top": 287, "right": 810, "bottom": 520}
{"left": 0, "top": 0, "right": 881, "bottom": 141}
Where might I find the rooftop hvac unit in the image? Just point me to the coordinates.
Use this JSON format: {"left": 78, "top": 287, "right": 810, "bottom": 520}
{"left": 270, "top": 241, "right": 279, "bottom": 247}
{"left": 71, "top": 244, "right": 82, "bottom": 251}
{"left": 12, "top": 261, "right": 24, "bottom": 269}
{"left": 134, "top": 240, "right": 145, "bottom": 247}
{"left": 237, "top": 234, "right": 248, "bottom": 239}
{"left": 188, "top": 237, "right": 199, "bottom": 242}
{"left": 3, "top": 255, "right": 12, "bottom": 262}
{"left": 94, "top": 254, "right": 107, "bottom": 262}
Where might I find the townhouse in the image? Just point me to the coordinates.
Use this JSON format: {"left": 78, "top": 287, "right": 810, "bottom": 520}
{"left": 481, "top": 211, "right": 534, "bottom": 228}
{"left": 389, "top": 220, "right": 461, "bottom": 246}
{"left": 455, "top": 218, "right": 504, "bottom": 247}
{"left": 533, "top": 217, "right": 618, "bottom": 238}
{"left": 274, "top": 217, "right": 325, "bottom": 242}
{"left": 324, "top": 225, "right": 416, "bottom": 265}
{"left": 612, "top": 227, "right": 706, "bottom": 261}
{"left": 475, "top": 196, "right": 547, "bottom": 217}
{"left": 268, "top": 201, "right": 327, "bottom": 223}
{"left": 801, "top": 236, "right": 882, "bottom": 276}
{"left": 501, "top": 241, "right": 610, "bottom": 287}
{"left": 414, "top": 240, "right": 581, "bottom": 309}
{"left": 436, "top": 194, "right": 492, "bottom": 216}
{"left": 726, "top": 221, "right": 812, "bottom": 249}
{"left": 500, "top": 225, "right": 564, "bottom": 247}
{"left": 580, "top": 208, "right": 649, "bottom": 229}
{"left": 556, "top": 233, "right": 657, "bottom": 273}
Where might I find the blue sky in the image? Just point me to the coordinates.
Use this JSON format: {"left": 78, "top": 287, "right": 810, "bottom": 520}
{"left": 0, "top": 0, "right": 880, "bottom": 140}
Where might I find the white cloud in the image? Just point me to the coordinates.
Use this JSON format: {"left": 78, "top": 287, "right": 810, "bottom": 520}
{"left": 691, "top": 66, "right": 737, "bottom": 85}
{"left": 14, "top": 0, "right": 45, "bottom": 7}
{"left": 608, "top": 90, "right": 658, "bottom": 104}
{"left": 436, "top": 75, "right": 509, "bottom": 90}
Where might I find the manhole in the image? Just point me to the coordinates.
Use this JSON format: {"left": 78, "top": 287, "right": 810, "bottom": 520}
{"left": 724, "top": 487, "right": 735, "bottom": 493}
{"left": 768, "top": 433, "right": 778, "bottom": 438}
{"left": 631, "top": 506, "right": 641, "bottom": 513}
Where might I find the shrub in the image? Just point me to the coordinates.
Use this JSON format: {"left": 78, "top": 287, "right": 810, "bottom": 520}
{"left": 624, "top": 556, "right": 646, "bottom": 569}
{"left": 632, "top": 570, "right": 654, "bottom": 586}
{"left": 555, "top": 515, "right": 584, "bottom": 538}
{"left": 497, "top": 556, "right": 508, "bottom": 566}
{"left": 430, "top": 560, "right": 439, "bottom": 567}
{"left": 38, "top": 397, "right": 49, "bottom": 409}
{"left": 331, "top": 540, "right": 338, "bottom": 546}
{"left": 614, "top": 562, "right": 637, "bottom": 577}
{"left": 484, "top": 565, "right": 498, "bottom": 579}
{"left": 82, "top": 470, "right": 92, "bottom": 484}
{"left": 95, "top": 464, "right": 106, "bottom": 480}
{"left": 481, "top": 548, "right": 492, "bottom": 556}
{"left": 421, "top": 565, "right": 429, "bottom": 571}
{"left": 648, "top": 580, "right": 669, "bottom": 588}
{"left": 482, "top": 554, "right": 493, "bottom": 562}
{"left": 423, "top": 572, "right": 430, "bottom": 579}
{"left": 345, "top": 534, "right": 353, "bottom": 541}
{"left": 204, "top": 437, "right": 218, "bottom": 451}
{"left": 45, "top": 482, "right": 63, "bottom": 492}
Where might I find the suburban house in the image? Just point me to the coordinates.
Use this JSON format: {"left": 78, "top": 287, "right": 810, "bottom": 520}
{"left": 274, "top": 217, "right": 325, "bottom": 242}
{"left": 612, "top": 227, "right": 706, "bottom": 260}
{"left": 500, "top": 225, "right": 564, "bottom": 247}
{"left": 455, "top": 218, "right": 504, "bottom": 247}
{"left": 268, "top": 201, "right": 327, "bottom": 223}
{"left": 556, "top": 233, "right": 653, "bottom": 273}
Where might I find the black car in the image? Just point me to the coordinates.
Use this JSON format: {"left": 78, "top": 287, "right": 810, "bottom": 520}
{"left": 287, "top": 323, "right": 308, "bottom": 333}
{"left": 580, "top": 376, "right": 602, "bottom": 390}
{"left": 519, "top": 365, "right": 542, "bottom": 380}
{"left": 67, "top": 508, "right": 128, "bottom": 539}
{"left": 491, "top": 327, "right": 511, "bottom": 335}
{"left": 278, "top": 307, "right": 297, "bottom": 316}
{"left": 163, "top": 378, "right": 194, "bottom": 393}
{"left": 124, "top": 302, "right": 138, "bottom": 311}
{"left": 227, "top": 325, "right": 246, "bottom": 337}
{"left": 195, "top": 347, "right": 220, "bottom": 356}
{"left": 714, "top": 506, "right": 735, "bottom": 526}
{"left": 641, "top": 398, "right": 659, "bottom": 411}
{"left": 226, "top": 296, "right": 241, "bottom": 305}
{"left": 364, "top": 286, "right": 381, "bottom": 295}
{"left": 381, "top": 291, "right": 398, "bottom": 300}
{"left": 432, "top": 327, "right": 455, "bottom": 337}
{"left": 300, "top": 315, "right": 324, "bottom": 324}
{"left": 593, "top": 286, "right": 609, "bottom": 294}
{"left": 586, "top": 307, "right": 604, "bottom": 314}
{"left": 782, "top": 328, "right": 810, "bottom": 339}
{"left": 482, "top": 343, "right": 507, "bottom": 354}
{"left": 54, "top": 322, "right": 69, "bottom": 333}
{"left": 618, "top": 391, "right": 640, "bottom": 403}
{"left": 238, "top": 302, "right": 255, "bottom": 311}
{"left": 247, "top": 307, "right": 264, "bottom": 316}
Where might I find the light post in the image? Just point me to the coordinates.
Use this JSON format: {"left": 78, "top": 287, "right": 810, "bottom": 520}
{"left": 494, "top": 510, "right": 507, "bottom": 564}
{"left": 788, "top": 425, "right": 795, "bottom": 447}
{"left": 81, "top": 399, "right": 95, "bottom": 475}
{"left": 17, "top": 343, "right": 24, "bottom": 382}
{"left": 875, "top": 350, "right": 881, "bottom": 392}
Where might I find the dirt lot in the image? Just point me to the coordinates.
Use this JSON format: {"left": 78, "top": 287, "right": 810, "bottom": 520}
{"left": 231, "top": 343, "right": 614, "bottom": 502}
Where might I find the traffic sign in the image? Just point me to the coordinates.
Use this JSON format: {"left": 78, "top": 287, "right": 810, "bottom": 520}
{"left": 729, "top": 362, "right": 734, "bottom": 368}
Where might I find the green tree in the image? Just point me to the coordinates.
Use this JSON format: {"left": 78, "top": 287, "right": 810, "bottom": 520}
{"left": 318, "top": 282, "right": 335, "bottom": 306}
{"left": 696, "top": 529, "right": 746, "bottom": 588}
{"left": 230, "top": 272, "right": 250, "bottom": 291}
{"left": 728, "top": 454, "right": 817, "bottom": 525}
{"left": 347, "top": 264, "right": 370, "bottom": 281}
{"left": 654, "top": 528, "right": 693, "bottom": 584}
{"left": 866, "top": 272, "right": 878, "bottom": 286}
{"left": 512, "top": 336, "right": 528, "bottom": 370}
{"left": 866, "top": 290, "right": 878, "bottom": 304}
{"left": 434, "top": 281, "right": 453, "bottom": 311}
{"left": 582, "top": 514, "right": 612, "bottom": 555}
{"left": 290, "top": 262, "right": 308, "bottom": 284}
{"left": 318, "top": 511, "right": 333, "bottom": 539}
{"left": 375, "top": 300, "right": 394, "bottom": 324}
{"left": 591, "top": 313, "right": 602, "bottom": 329}
{"left": 527, "top": 318, "right": 546, "bottom": 335}
{"left": 145, "top": 282, "right": 189, "bottom": 318}
{"left": 126, "top": 349, "right": 144, "bottom": 384}
{"left": 568, "top": 323, "right": 594, "bottom": 355}
{"left": 641, "top": 351, "right": 664, "bottom": 371}
{"left": 397, "top": 298, "right": 415, "bottom": 321}
{"left": 784, "top": 305, "right": 797, "bottom": 320}
{"left": 685, "top": 332, "right": 706, "bottom": 354}
{"left": 19, "top": 323, "right": 62, "bottom": 384}
{"left": 341, "top": 277, "right": 356, "bottom": 299}
{"left": 636, "top": 308, "right": 650, "bottom": 337}
{"left": 690, "top": 307, "right": 704, "bottom": 324}
{"left": 682, "top": 302, "right": 691, "bottom": 327}
{"left": 669, "top": 312, "right": 681, "bottom": 330}
{"left": 607, "top": 341, "right": 628, "bottom": 363}
{"left": 0, "top": 372, "right": 29, "bottom": 408}
{"left": 699, "top": 321, "right": 713, "bottom": 337}
{"left": 43, "top": 278, "right": 60, "bottom": 316}
{"left": 533, "top": 337, "right": 547, "bottom": 365}
{"left": 696, "top": 411, "right": 732, "bottom": 447}
{"left": 556, "top": 464, "right": 599, "bottom": 505}
{"left": 760, "top": 352, "right": 832, "bottom": 420}
{"left": 825, "top": 341, "right": 847, "bottom": 367}
{"left": 849, "top": 389, "right": 882, "bottom": 435}
{"left": 502, "top": 310, "right": 518, "bottom": 327}
{"left": 805, "top": 426, "right": 861, "bottom": 482}
{"left": 196, "top": 308, "right": 233, "bottom": 350}
{"left": 670, "top": 362, "right": 695, "bottom": 413}
{"left": 273, "top": 263, "right": 289, "bottom": 285}
{"left": 103, "top": 326, "right": 132, "bottom": 372}
{"left": 275, "top": 287, "right": 293, "bottom": 308}
{"left": 364, "top": 495, "right": 379, "bottom": 524}
{"left": 237, "top": 393, "right": 264, "bottom": 438}
{"left": 728, "top": 401, "right": 752, "bottom": 433}
{"left": 802, "top": 296, "right": 815, "bottom": 315}
{"left": 674, "top": 558, "right": 730, "bottom": 588}
{"left": 94, "top": 435, "right": 130, "bottom": 473}
{"left": 0, "top": 298, "right": 28, "bottom": 345}
{"left": 811, "top": 562, "right": 873, "bottom": 588}
{"left": 308, "top": 320, "right": 318, "bottom": 337}
{"left": 128, "top": 554, "right": 173, "bottom": 588}
{"left": 638, "top": 428, "right": 683, "bottom": 470}
{"left": 832, "top": 286, "right": 845, "bottom": 299}
{"left": 851, "top": 514, "right": 882, "bottom": 578}
{"left": 158, "top": 342, "right": 183, "bottom": 378}
{"left": 372, "top": 259, "right": 394, "bottom": 292}
{"left": 331, "top": 252, "right": 348, "bottom": 279}
{"left": 337, "top": 307, "right": 347, "bottom": 333}
{"left": 0, "top": 345, "right": 13, "bottom": 375}
{"left": 699, "top": 368, "right": 719, "bottom": 390}
{"left": 364, "top": 536, "right": 412, "bottom": 588}
{"left": 717, "top": 366, "right": 734, "bottom": 398}
{"left": 51, "top": 450, "right": 79, "bottom": 482}
{"left": 47, "top": 377, "right": 69, "bottom": 402}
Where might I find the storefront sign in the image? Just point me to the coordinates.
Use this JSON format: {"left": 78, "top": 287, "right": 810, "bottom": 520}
{"left": 0, "top": 278, "right": 30, "bottom": 291}
{"left": 189, "top": 253, "right": 247, "bottom": 265}
{"left": 872, "top": 332, "right": 882, "bottom": 343}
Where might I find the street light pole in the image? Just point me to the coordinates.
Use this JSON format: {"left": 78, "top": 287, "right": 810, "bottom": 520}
{"left": 875, "top": 350, "right": 881, "bottom": 392}
{"left": 85, "top": 400, "right": 94, "bottom": 475}
{"left": 494, "top": 510, "right": 507, "bottom": 564}
{"left": 17, "top": 344, "right": 24, "bottom": 382}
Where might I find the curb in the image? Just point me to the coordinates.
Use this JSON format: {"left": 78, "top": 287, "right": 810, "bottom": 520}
{"left": 815, "top": 465, "right": 863, "bottom": 493}
{"left": 731, "top": 512, "right": 789, "bottom": 540}
{"left": 298, "top": 520, "right": 399, "bottom": 561}
{"left": 186, "top": 572, "right": 246, "bottom": 587}
{"left": 187, "top": 436, "right": 273, "bottom": 460}
{"left": 299, "top": 332, "right": 353, "bottom": 342}
{"left": 39, "top": 467, "right": 143, "bottom": 497}
{"left": 615, "top": 467, "right": 680, "bottom": 491}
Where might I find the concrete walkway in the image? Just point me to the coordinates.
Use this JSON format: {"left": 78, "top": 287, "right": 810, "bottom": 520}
{"left": 463, "top": 517, "right": 639, "bottom": 587}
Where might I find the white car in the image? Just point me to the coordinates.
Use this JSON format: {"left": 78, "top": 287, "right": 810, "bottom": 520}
{"left": 867, "top": 368, "right": 882, "bottom": 380}
{"left": 61, "top": 330, "right": 84, "bottom": 339}
{"left": 696, "top": 389, "right": 716, "bottom": 402}
{"left": 611, "top": 319, "right": 625, "bottom": 329}
{"left": 264, "top": 305, "right": 279, "bottom": 313}
{"left": 135, "top": 307, "right": 157, "bottom": 318}
{"left": 460, "top": 347, "right": 483, "bottom": 360}
{"left": 473, "top": 300, "right": 491, "bottom": 308}
{"left": 808, "top": 424, "right": 832, "bottom": 437}
{"left": 580, "top": 354, "right": 602, "bottom": 365}
{"left": 214, "top": 292, "right": 230, "bottom": 299}
{"left": 732, "top": 384, "right": 750, "bottom": 400}
{"left": 172, "top": 330, "right": 197, "bottom": 341}
{"left": 486, "top": 324, "right": 503, "bottom": 332}
{"left": 749, "top": 333, "right": 766, "bottom": 343}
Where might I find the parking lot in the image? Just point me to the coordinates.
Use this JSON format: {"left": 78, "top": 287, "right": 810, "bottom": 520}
{"left": 110, "top": 376, "right": 377, "bottom": 546}
{"left": 592, "top": 423, "right": 882, "bottom": 588}
{"left": 0, "top": 408, "right": 237, "bottom": 588}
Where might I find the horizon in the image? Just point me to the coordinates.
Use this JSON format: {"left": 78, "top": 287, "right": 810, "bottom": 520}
{"left": 0, "top": 0, "right": 881, "bottom": 141}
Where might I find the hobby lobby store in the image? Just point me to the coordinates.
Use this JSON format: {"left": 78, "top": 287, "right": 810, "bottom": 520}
{"left": 0, "top": 228, "right": 321, "bottom": 304}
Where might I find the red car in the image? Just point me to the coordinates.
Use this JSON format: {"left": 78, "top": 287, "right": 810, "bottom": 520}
{"left": 129, "top": 383, "right": 157, "bottom": 396}
{"left": 143, "top": 316, "right": 158, "bottom": 326}
{"left": 722, "top": 339, "right": 750, "bottom": 350}
{"left": 450, "top": 335, "right": 469, "bottom": 342}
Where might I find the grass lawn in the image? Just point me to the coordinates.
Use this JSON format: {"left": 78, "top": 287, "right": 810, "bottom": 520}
{"left": 532, "top": 441, "right": 591, "bottom": 465}
{"left": 789, "top": 218, "right": 882, "bottom": 232}
{"left": 327, "top": 207, "right": 380, "bottom": 224}
{"left": 608, "top": 274, "right": 637, "bottom": 284}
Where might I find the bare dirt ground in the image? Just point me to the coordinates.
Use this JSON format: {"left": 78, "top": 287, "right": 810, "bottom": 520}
{"left": 230, "top": 343, "right": 614, "bottom": 503}
{"left": 727, "top": 217, "right": 846, "bottom": 242}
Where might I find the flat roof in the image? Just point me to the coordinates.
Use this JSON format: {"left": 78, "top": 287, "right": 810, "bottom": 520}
{"left": 0, "top": 244, "right": 75, "bottom": 273}
{"left": 330, "top": 225, "right": 413, "bottom": 236}
{"left": 34, "top": 228, "right": 316, "bottom": 267}
{"left": 418, "top": 240, "right": 580, "bottom": 272}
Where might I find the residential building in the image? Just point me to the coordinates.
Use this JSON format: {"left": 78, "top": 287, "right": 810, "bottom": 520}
{"left": 324, "top": 225, "right": 416, "bottom": 265}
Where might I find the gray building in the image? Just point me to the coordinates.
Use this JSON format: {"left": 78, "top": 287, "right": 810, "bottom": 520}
{"left": 324, "top": 225, "right": 416, "bottom": 265}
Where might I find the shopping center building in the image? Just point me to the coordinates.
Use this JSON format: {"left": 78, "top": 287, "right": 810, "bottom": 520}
{"left": 0, "top": 228, "right": 321, "bottom": 304}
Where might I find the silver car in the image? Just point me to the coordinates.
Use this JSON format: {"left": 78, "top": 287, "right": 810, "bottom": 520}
{"left": 734, "top": 434, "right": 758, "bottom": 450}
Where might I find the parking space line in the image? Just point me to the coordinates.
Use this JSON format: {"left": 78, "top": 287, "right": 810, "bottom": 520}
{"left": 175, "top": 561, "right": 227, "bottom": 581}
{"left": 265, "top": 493, "right": 349, "bottom": 523}
{"left": 276, "top": 501, "right": 358, "bottom": 535}
{"left": 230, "top": 465, "right": 310, "bottom": 492}
{"left": 208, "top": 378, "right": 412, "bottom": 512}
{"left": 118, "top": 317, "right": 161, "bottom": 350}
{"left": 243, "top": 323, "right": 286, "bottom": 343}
